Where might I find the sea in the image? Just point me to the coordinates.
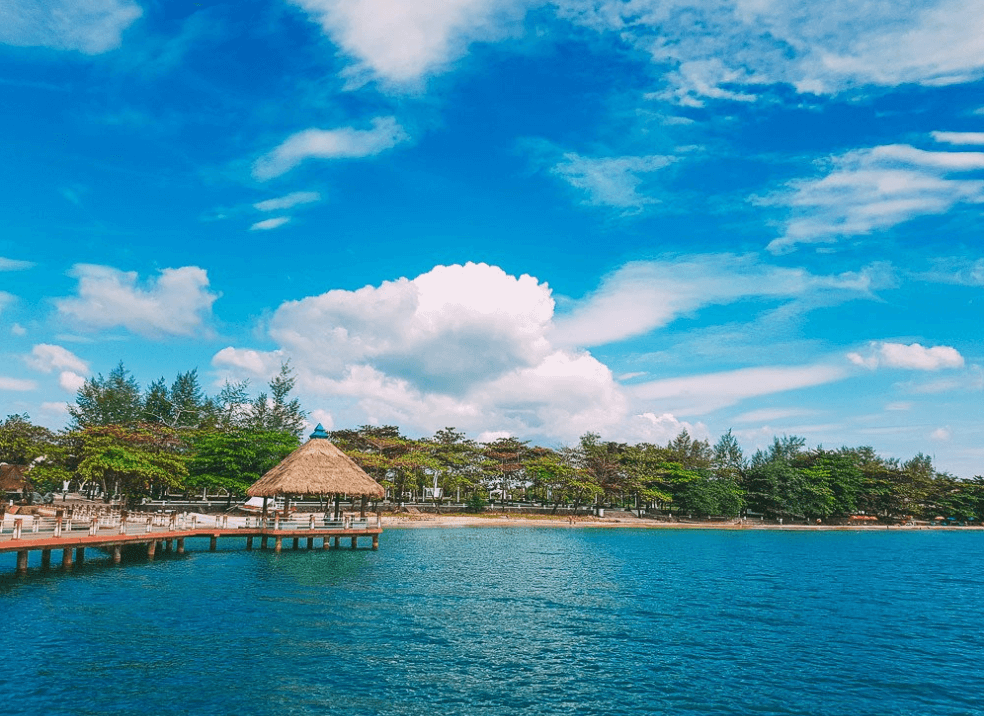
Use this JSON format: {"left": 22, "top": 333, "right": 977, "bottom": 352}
{"left": 1, "top": 527, "right": 982, "bottom": 716}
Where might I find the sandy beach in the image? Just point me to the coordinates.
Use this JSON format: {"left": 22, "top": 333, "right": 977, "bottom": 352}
{"left": 378, "top": 513, "right": 980, "bottom": 530}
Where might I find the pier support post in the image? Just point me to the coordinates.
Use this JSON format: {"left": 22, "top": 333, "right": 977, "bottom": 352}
{"left": 322, "top": 536, "right": 329, "bottom": 550}
{"left": 293, "top": 537, "right": 299, "bottom": 550}
{"left": 62, "top": 547, "right": 73, "bottom": 569}
{"left": 333, "top": 536, "right": 340, "bottom": 549}
{"left": 165, "top": 539, "right": 173, "bottom": 553}
{"left": 147, "top": 541, "right": 157, "bottom": 559}
{"left": 307, "top": 536, "right": 314, "bottom": 550}
{"left": 261, "top": 535, "right": 268, "bottom": 550}
{"left": 246, "top": 536, "right": 253, "bottom": 551}
{"left": 372, "top": 535, "right": 379, "bottom": 551}
{"left": 112, "top": 545, "right": 122, "bottom": 564}
{"left": 42, "top": 549, "right": 52, "bottom": 568}
{"left": 75, "top": 547, "right": 85, "bottom": 564}
{"left": 16, "top": 550, "right": 28, "bottom": 574}
{"left": 210, "top": 535, "right": 217, "bottom": 551}
{"left": 176, "top": 538, "right": 185, "bottom": 554}
{"left": 351, "top": 536, "right": 358, "bottom": 550}
{"left": 275, "top": 537, "right": 282, "bottom": 553}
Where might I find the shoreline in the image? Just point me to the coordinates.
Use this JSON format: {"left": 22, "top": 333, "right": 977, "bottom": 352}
{"left": 379, "top": 514, "right": 984, "bottom": 531}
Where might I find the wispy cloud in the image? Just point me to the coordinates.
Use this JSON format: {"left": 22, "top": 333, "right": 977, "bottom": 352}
{"left": 0, "top": 376, "right": 37, "bottom": 391}
{"left": 0, "top": 257, "right": 34, "bottom": 271}
{"left": 931, "top": 132, "right": 984, "bottom": 146}
{"left": 768, "top": 142, "right": 984, "bottom": 253}
{"left": 917, "top": 257, "right": 984, "bottom": 286}
{"left": 250, "top": 217, "right": 291, "bottom": 231}
{"left": 0, "top": 0, "right": 142, "bottom": 54}
{"left": 55, "top": 264, "right": 219, "bottom": 339}
{"left": 253, "top": 117, "right": 409, "bottom": 180}
{"left": 253, "top": 192, "right": 321, "bottom": 212}
{"left": 26, "top": 344, "right": 89, "bottom": 374}
{"left": 558, "top": 0, "right": 984, "bottom": 104}
{"left": 550, "top": 152, "right": 676, "bottom": 212}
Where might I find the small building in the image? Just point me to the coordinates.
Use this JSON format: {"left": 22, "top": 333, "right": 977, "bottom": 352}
{"left": 0, "top": 463, "right": 33, "bottom": 502}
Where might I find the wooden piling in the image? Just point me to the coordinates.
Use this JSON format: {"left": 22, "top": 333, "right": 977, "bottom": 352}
{"left": 165, "top": 539, "right": 173, "bottom": 552}
{"left": 16, "top": 550, "right": 28, "bottom": 574}
{"left": 372, "top": 534, "right": 379, "bottom": 551}
{"left": 322, "top": 536, "right": 329, "bottom": 550}
{"left": 351, "top": 536, "right": 357, "bottom": 550}
{"left": 246, "top": 536, "right": 253, "bottom": 551}
{"left": 293, "top": 537, "right": 299, "bottom": 550}
{"left": 41, "top": 549, "right": 51, "bottom": 568}
{"left": 62, "top": 547, "right": 73, "bottom": 569}
{"left": 112, "top": 545, "right": 122, "bottom": 564}
{"left": 333, "top": 536, "right": 340, "bottom": 548}
{"left": 307, "top": 536, "right": 314, "bottom": 550}
{"left": 147, "top": 541, "right": 157, "bottom": 559}
{"left": 275, "top": 537, "right": 282, "bottom": 553}
{"left": 176, "top": 538, "right": 185, "bottom": 554}
{"left": 75, "top": 547, "right": 85, "bottom": 565}
{"left": 209, "top": 535, "right": 217, "bottom": 551}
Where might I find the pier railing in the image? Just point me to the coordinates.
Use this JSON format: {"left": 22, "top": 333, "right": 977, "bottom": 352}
{"left": 0, "top": 511, "right": 382, "bottom": 543}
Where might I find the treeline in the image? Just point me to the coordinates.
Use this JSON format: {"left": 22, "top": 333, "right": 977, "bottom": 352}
{"left": 330, "top": 427, "right": 984, "bottom": 522}
{"left": 1, "top": 362, "right": 307, "bottom": 505}
{"left": 2, "top": 361, "right": 983, "bottom": 520}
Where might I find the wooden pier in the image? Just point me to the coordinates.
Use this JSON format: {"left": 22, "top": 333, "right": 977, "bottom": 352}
{"left": 0, "top": 511, "right": 382, "bottom": 575}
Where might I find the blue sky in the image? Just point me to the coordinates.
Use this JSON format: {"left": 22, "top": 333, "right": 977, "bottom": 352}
{"left": 1, "top": 0, "right": 982, "bottom": 476}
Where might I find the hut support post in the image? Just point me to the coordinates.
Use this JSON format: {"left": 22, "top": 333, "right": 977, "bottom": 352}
{"left": 351, "top": 536, "right": 357, "bottom": 550}
{"left": 41, "top": 549, "right": 52, "bottom": 568}
{"left": 16, "top": 550, "right": 28, "bottom": 574}
{"left": 275, "top": 537, "right": 282, "bottom": 553}
{"left": 246, "top": 536, "right": 253, "bottom": 551}
{"left": 75, "top": 547, "right": 85, "bottom": 564}
{"left": 334, "top": 495, "right": 341, "bottom": 520}
{"left": 372, "top": 535, "right": 379, "bottom": 550}
{"left": 177, "top": 538, "right": 185, "bottom": 554}
{"left": 61, "top": 547, "right": 73, "bottom": 569}
{"left": 360, "top": 495, "right": 367, "bottom": 518}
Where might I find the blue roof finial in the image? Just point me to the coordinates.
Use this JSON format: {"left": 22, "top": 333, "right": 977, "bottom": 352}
{"left": 309, "top": 423, "right": 330, "bottom": 439}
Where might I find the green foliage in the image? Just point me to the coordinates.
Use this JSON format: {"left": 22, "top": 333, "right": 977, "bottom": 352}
{"left": 465, "top": 491, "right": 486, "bottom": 513}
{"left": 0, "top": 413, "right": 55, "bottom": 465}
{"left": 186, "top": 428, "right": 298, "bottom": 495}
{"left": 69, "top": 361, "right": 143, "bottom": 429}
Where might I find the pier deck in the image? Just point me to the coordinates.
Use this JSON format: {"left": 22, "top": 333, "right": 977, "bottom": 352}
{"left": 0, "top": 511, "right": 382, "bottom": 574}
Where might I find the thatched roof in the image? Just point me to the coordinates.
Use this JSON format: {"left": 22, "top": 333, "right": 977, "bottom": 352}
{"left": 0, "top": 464, "right": 32, "bottom": 492}
{"left": 247, "top": 425, "right": 385, "bottom": 498}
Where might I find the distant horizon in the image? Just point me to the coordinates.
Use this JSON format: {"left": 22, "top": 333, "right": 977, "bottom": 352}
{"left": 1, "top": 0, "right": 982, "bottom": 478}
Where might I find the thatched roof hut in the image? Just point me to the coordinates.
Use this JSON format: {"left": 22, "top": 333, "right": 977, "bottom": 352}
{"left": 247, "top": 425, "right": 385, "bottom": 499}
{"left": 0, "top": 464, "right": 32, "bottom": 494}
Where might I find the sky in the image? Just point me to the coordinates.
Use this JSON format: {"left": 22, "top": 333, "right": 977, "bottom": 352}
{"left": 0, "top": 0, "right": 982, "bottom": 476}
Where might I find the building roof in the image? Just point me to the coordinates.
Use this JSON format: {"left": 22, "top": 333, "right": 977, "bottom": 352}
{"left": 246, "top": 425, "right": 385, "bottom": 498}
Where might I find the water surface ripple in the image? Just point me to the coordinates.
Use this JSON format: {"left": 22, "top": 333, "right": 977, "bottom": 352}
{"left": 2, "top": 529, "right": 982, "bottom": 715}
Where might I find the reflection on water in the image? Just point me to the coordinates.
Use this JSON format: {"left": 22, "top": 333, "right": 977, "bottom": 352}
{"left": 2, "top": 528, "right": 984, "bottom": 716}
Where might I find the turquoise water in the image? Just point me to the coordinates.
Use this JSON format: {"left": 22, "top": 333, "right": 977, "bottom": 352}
{"left": 2, "top": 528, "right": 983, "bottom": 715}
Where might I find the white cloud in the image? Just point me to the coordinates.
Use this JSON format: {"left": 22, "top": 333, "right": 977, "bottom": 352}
{"left": 0, "top": 377, "right": 37, "bottom": 391}
{"left": 559, "top": 0, "right": 984, "bottom": 104}
{"left": 847, "top": 342, "right": 965, "bottom": 371}
{"left": 55, "top": 264, "right": 219, "bottom": 338}
{"left": 289, "top": 0, "right": 527, "bottom": 87}
{"left": 253, "top": 117, "right": 409, "bottom": 180}
{"left": 0, "top": 0, "right": 141, "bottom": 54}
{"left": 552, "top": 254, "right": 881, "bottom": 347}
{"left": 885, "top": 401, "right": 913, "bottom": 411}
{"left": 59, "top": 371, "right": 86, "bottom": 393}
{"left": 768, "top": 143, "right": 984, "bottom": 252}
{"left": 630, "top": 364, "right": 848, "bottom": 415}
{"left": 250, "top": 217, "right": 291, "bottom": 231}
{"left": 918, "top": 257, "right": 984, "bottom": 286}
{"left": 930, "top": 426, "right": 951, "bottom": 441}
{"left": 629, "top": 412, "right": 709, "bottom": 444}
{"left": 26, "top": 344, "right": 89, "bottom": 374}
{"left": 11, "top": 323, "right": 27, "bottom": 336}
{"left": 550, "top": 152, "right": 676, "bottom": 211}
{"left": 0, "top": 257, "right": 34, "bottom": 271}
{"left": 932, "top": 132, "right": 984, "bottom": 146}
{"left": 0, "top": 291, "right": 15, "bottom": 314}
{"left": 253, "top": 192, "right": 321, "bottom": 211}
{"left": 732, "top": 408, "right": 815, "bottom": 423}
{"left": 215, "top": 261, "right": 860, "bottom": 441}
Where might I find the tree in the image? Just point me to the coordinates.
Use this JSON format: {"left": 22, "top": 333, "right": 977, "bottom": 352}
{"left": 0, "top": 414, "right": 55, "bottom": 465}
{"left": 186, "top": 428, "right": 298, "bottom": 501}
{"left": 249, "top": 362, "right": 307, "bottom": 437}
{"left": 69, "top": 361, "right": 142, "bottom": 428}
{"left": 76, "top": 425, "right": 187, "bottom": 506}
{"left": 483, "top": 436, "right": 529, "bottom": 511}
